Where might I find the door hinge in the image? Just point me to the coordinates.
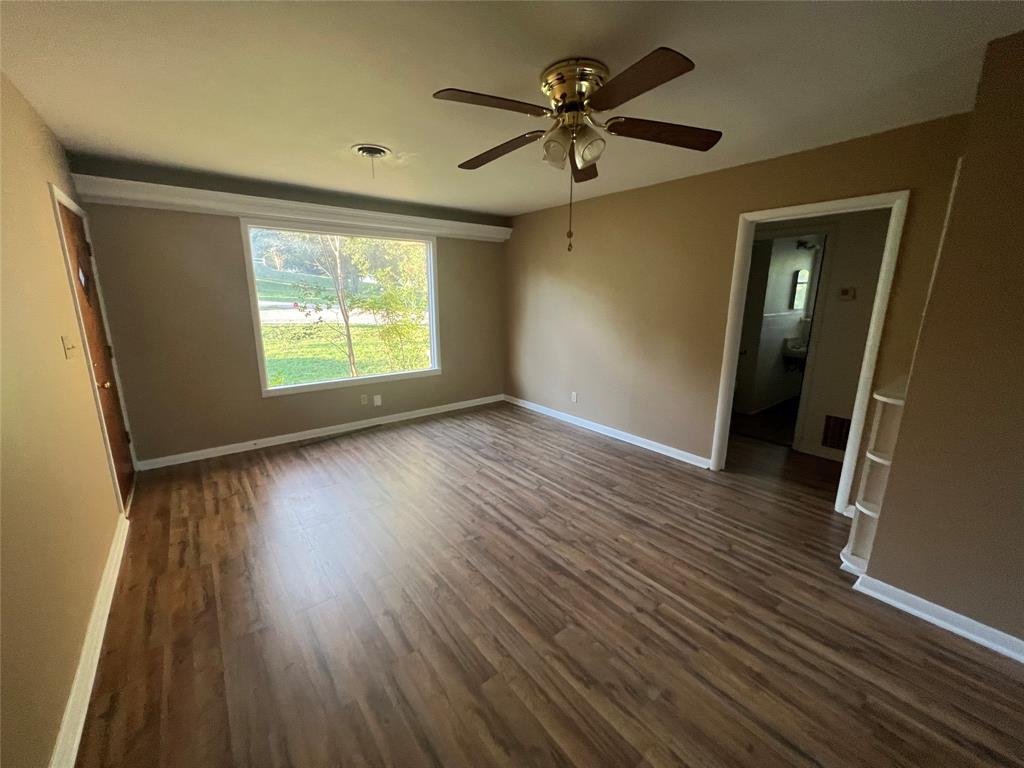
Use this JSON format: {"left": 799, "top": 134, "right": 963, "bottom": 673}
{"left": 125, "top": 430, "right": 132, "bottom": 444}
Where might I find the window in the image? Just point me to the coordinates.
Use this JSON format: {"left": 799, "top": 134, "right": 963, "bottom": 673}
{"left": 242, "top": 221, "right": 438, "bottom": 395}
{"left": 791, "top": 268, "right": 811, "bottom": 311}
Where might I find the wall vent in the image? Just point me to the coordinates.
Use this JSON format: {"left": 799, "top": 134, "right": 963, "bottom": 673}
{"left": 822, "top": 415, "right": 852, "bottom": 450}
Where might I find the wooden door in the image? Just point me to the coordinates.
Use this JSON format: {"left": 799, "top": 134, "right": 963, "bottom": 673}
{"left": 56, "top": 197, "right": 135, "bottom": 506}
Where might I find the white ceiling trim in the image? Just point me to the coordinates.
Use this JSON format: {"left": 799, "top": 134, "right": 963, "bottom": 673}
{"left": 71, "top": 174, "right": 513, "bottom": 242}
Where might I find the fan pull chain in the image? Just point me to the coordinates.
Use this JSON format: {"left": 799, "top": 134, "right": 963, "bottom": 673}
{"left": 566, "top": 153, "right": 574, "bottom": 252}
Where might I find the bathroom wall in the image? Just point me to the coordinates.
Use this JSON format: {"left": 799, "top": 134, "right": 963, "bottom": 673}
{"left": 732, "top": 235, "right": 819, "bottom": 416}
{"left": 732, "top": 239, "right": 772, "bottom": 414}
{"left": 791, "top": 210, "right": 890, "bottom": 459}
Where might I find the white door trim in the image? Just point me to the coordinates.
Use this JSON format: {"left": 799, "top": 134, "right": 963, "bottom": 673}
{"left": 710, "top": 191, "right": 910, "bottom": 517}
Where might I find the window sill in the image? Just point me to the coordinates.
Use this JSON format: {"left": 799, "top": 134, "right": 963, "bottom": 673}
{"left": 261, "top": 366, "right": 442, "bottom": 398}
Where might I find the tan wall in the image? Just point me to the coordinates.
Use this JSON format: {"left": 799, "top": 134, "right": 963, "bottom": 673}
{"left": 869, "top": 33, "right": 1024, "bottom": 637}
{"left": 506, "top": 114, "right": 968, "bottom": 460}
{"left": 1, "top": 77, "right": 123, "bottom": 768}
{"left": 84, "top": 205, "right": 507, "bottom": 460}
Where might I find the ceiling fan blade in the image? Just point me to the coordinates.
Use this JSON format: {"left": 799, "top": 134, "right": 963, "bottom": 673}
{"left": 570, "top": 150, "right": 598, "bottom": 183}
{"left": 588, "top": 47, "right": 695, "bottom": 112}
{"left": 434, "top": 88, "right": 550, "bottom": 117}
{"left": 605, "top": 117, "right": 722, "bottom": 151}
{"left": 458, "top": 130, "right": 547, "bottom": 170}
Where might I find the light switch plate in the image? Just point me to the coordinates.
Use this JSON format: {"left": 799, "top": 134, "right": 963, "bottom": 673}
{"left": 61, "top": 335, "right": 79, "bottom": 359}
{"left": 373, "top": 394, "right": 382, "bottom": 407}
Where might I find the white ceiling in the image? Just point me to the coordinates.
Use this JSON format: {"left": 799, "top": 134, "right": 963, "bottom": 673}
{"left": 3, "top": 2, "right": 1023, "bottom": 217}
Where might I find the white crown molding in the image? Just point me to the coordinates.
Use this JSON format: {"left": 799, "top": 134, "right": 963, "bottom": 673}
{"left": 504, "top": 396, "right": 711, "bottom": 469}
{"left": 48, "top": 512, "right": 130, "bottom": 768}
{"left": 854, "top": 575, "right": 1024, "bottom": 664}
{"left": 71, "top": 174, "right": 512, "bottom": 242}
{"left": 134, "top": 394, "right": 506, "bottom": 469}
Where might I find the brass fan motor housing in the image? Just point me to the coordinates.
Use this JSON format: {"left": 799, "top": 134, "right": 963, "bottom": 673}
{"left": 540, "top": 58, "right": 609, "bottom": 112}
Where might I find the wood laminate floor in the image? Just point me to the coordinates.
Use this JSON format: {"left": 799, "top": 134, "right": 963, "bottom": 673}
{"left": 729, "top": 397, "right": 802, "bottom": 447}
{"left": 77, "top": 403, "right": 1024, "bottom": 768}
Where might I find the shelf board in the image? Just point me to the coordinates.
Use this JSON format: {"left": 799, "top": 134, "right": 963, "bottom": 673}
{"left": 873, "top": 392, "right": 906, "bottom": 407}
{"left": 839, "top": 545, "right": 867, "bottom": 575}
{"left": 855, "top": 500, "right": 881, "bottom": 518}
{"left": 865, "top": 448, "right": 893, "bottom": 466}
{"left": 873, "top": 377, "right": 907, "bottom": 406}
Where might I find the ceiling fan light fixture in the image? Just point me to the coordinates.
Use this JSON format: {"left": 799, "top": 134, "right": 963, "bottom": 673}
{"left": 542, "top": 125, "right": 571, "bottom": 169}
{"left": 573, "top": 124, "right": 606, "bottom": 169}
{"left": 434, "top": 46, "right": 720, "bottom": 178}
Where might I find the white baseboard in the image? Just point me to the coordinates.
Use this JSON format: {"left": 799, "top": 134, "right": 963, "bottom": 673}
{"left": 134, "top": 394, "right": 506, "bottom": 470}
{"left": 854, "top": 575, "right": 1024, "bottom": 664}
{"left": 504, "top": 396, "right": 711, "bottom": 469}
{"left": 48, "top": 513, "right": 130, "bottom": 768}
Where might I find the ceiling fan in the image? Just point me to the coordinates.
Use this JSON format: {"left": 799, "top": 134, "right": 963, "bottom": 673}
{"left": 433, "top": 47, "right": 722, "bottom": 183}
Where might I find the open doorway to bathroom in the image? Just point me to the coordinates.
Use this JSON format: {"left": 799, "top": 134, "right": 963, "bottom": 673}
{"left": 723, "top": 208, "right": 892, "bottom": 497}
{"left": 730, "top": 230, "right": 825, "bottom": 448}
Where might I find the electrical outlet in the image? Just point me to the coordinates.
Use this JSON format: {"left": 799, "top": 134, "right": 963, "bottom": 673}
{"left": 571, "top": 391, "right": 578, "bottom": 403}
{"left": 373, "top": 394, "right": 382, "bottom": 407}
{"left": 360, "top": 394, "right": 368, "bottom": 405}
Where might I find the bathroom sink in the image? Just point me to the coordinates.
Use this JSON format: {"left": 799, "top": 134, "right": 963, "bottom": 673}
{"left": 783, "top": 338, "right": 808, "bottom": 359}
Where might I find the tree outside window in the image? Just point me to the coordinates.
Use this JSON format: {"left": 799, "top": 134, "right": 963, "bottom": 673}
{"left": 247, "top": 226, "right": 434, "bottom": 390}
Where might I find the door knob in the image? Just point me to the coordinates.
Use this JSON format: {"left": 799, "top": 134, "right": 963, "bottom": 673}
{"left": 99, "top": 381, "right": 112, "bottom": 389}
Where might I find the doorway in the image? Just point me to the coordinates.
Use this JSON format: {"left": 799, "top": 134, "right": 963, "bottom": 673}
{"left": 730, "top": 231, "right": 826, "bottom": 448}
{"left": 711, "top": 191, "right": 909, "bottom": 516}
{"left": 50, "top": 185, "right": 135, "bottom": 509}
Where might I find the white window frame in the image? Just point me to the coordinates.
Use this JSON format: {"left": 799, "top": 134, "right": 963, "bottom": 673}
{"left": 240, "top": 216, "right": 441, "bottom": 397}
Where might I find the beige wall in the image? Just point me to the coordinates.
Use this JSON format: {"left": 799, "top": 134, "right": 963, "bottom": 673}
{"left": 506, "top": 114, "right": 967, "bottom": 460}
{"left": 84, "top": 205, "right": 507, "bottom": 460}
{"left": 869, "top": 32, "right": 1024, "bottom": 637}
{"left": 1, "top": 77, "right": 123, "bottom": 768}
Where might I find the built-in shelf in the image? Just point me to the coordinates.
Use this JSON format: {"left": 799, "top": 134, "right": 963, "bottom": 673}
{"left": 855, "top": 500, "right": 881, "bottom": 518}
{"left": 872, "top": 377, "right": 907, "bottom": 407}
{"left": 840, "top": 377, "right": 907, "bottom": 575}
{"left": 865, "top": 449, "right": 893, "bottom": 466}
{"left": 840, "top": 544, "right": 868, "bottom": 575}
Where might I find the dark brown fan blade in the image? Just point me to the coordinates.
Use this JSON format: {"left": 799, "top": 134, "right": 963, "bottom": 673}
{"left": 434, "top": 88, "right": 550, "bottom": 117}
{"left": 458, "top": 130, "right": 546, "bottom": 170}
{"left": 605, "top": 117, "right": 721, "bottom": 151}
{"left": 570, "top": 150, "right": 598, "bottom": 183}
{"left": 588, "top": 48, "right": 695, "bottom": 112}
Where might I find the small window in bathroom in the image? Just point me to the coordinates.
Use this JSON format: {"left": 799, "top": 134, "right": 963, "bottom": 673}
{"left": 791, "top": 268, "right": 810, "bottom": 310}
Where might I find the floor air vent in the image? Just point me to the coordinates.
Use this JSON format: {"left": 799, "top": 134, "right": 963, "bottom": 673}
{"left": 822, "top": 415, "right": 852, "bottom": 450}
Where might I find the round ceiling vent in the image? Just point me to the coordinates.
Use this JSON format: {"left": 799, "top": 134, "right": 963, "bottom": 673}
{"left": 351, "top": 144, "right": 391, "bottom": 159}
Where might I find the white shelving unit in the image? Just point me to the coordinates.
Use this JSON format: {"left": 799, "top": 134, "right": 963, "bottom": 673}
{"left": 840, "top": 377, "right": 906, "bottom": 575}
